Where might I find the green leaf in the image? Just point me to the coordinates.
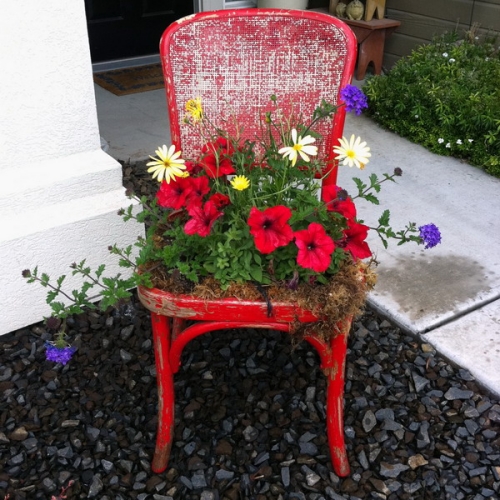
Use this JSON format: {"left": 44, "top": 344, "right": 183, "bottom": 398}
{"left": 249, "top": 267, "right": 262, "bottom": 282}
{"left": 378, "top": 209, "right": 391, "bottom": 226}
{"left": 364, "top": 194, "right": 380, "bottom": 205}
{"left": 95, "top": 265, "right": 106, "bottom": 278}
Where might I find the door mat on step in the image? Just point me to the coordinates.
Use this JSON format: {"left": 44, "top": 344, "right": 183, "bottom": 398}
{"left": 93, "top": 63, "right": 164, "bottom": 96}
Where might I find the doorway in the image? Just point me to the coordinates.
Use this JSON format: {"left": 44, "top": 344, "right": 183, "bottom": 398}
{"left": 85, "top": 0, "right": 195, "bottom": 62}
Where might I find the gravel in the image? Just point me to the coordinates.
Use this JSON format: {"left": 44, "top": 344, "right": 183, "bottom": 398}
{"left": 0, "top": 162, "right": 498, "bottom": 499}
{"left": 1, "top": 299, "right": 499, "bottom": 499}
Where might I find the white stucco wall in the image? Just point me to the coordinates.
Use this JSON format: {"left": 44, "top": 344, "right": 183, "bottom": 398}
{"left": 0, "top": 1, "right": 99, "bottom": 166}
{"left": 0, "top": 1, "right": 142, "bottom": 335}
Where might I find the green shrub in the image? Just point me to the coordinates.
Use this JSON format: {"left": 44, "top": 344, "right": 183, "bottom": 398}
{"left": 363, "top": 30, "right": 500, "bottom": 177}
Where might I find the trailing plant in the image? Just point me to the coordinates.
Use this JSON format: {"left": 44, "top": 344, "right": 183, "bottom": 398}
{"left": 23, "top": 87, "right": 441, "bottom": 362}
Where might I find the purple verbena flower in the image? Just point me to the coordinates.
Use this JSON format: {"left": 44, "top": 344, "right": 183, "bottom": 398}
{"left": 340, "top": 85, "right": 368, "bottom": 115}
{"left": 419, "top": 223, "right": 441, "bottom": 249}
{"left": 45, "top": 342, "right": 76, "bottom": 365}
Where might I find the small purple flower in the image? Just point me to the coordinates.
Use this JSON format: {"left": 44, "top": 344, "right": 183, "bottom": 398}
{"left": 45, "top": 342, "right": 76, "bottom": 365}
{"left": 340, "top": 85, "right": 368, "bottom": 115}
{"left": 419, "top": 223, "right": 441, "bottom": 249}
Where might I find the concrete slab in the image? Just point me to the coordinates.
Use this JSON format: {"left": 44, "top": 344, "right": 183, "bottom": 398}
{"left": 94, "top": 84, "right": 171, "bottom": 162}
{"left": 341, "top": 113, "right": 500, "bottom": 334}
{"left": 423, "top": 299, "right": 500, "bottom": 398}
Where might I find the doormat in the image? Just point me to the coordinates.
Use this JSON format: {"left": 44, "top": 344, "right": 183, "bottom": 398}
{"left": 93, "top": 63, "right": 164, "bottom": 96}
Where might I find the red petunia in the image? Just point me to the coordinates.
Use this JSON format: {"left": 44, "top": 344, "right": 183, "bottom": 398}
{"left": 247, "top": 205, "right": 294, "bottom": 254}
{"left": 156, "top": 177, "right": 192, "bottom": 209}
{"left": 184, "top": 161, "right": 204, "bottom": 176}
{"left": 294, "top": 223, "right": 335, "bottom": 273}
{"left": 185, "top": 176, "right": 211, "bottom": 208}
{"left": 200, "top": 138, "right": 236, "bottom": 178}
{"left": 209, "top": 193, "right": 231, "bottom": 210}
{"left": 322, "top": 185, "right": 357, "bottom": 220}
{"left": 184, "top": 200, "right": 223, "bottom": 237}
{"left": 339, "top": 220, "right": 372, "bottom": 260}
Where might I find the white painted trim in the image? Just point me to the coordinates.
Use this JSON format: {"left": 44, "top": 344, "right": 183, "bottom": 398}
{"left": 225, "top": 0, "right": 257, "bottom": 7}
{"left": 92, "top": 54, "right": 161, "bottom": 73}
{"left": 200, "top": 0, "right": 224, "bottom": 10}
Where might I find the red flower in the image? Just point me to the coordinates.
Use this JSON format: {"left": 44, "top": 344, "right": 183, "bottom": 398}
{"left": 184, "top": 161, "right": 204, "bottom": 176}
{"left": 339, "top": 220, "right": 372, "bottom": 260}
{"left": 184, "top": 201, "right": 223, "bottom": 237}
{"left": 200, "top": 138, "right": 236, "bottom": 178}
{"left": 322, "top": 185, "right": 356, "bottom": 220}
{"left": 294, "top": 223, "right": 335, "bottom": 273}
{"left": 247, "top": 205, "right": 294, "bottom": 254}
{"left": 209, "top": 193, "right": 231, "bottom": 209}
{"left": 185, "top": 176, "right": 210, "bottom": 208}
{"left": 156, "top": 178, "right": 192, "bottom": 209}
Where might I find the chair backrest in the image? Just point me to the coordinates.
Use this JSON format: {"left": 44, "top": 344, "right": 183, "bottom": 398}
{"left": 160, "top": 8, "right": 357, "bottom": 185}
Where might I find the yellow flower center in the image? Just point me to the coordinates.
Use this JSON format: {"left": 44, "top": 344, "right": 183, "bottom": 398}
{"left": 346, "top": 149, "right": 355, "bottom": 158}
{"left": 293, "top": 144, "right": 303, "bottom": 151}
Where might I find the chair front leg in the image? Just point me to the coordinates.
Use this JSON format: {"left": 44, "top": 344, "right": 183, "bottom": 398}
{"left": 150, "top": 312, "right": 175, "bottom": 474}
{"left": 325, "top": 331, "right": 350, "bottom": 477}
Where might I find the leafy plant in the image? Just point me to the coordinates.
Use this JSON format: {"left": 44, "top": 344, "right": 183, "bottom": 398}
{"left": 24, "top": 87, "right": 441, "bottom": 360}
{"left": 363, "top": 29, "right": 500, "bottom": 177}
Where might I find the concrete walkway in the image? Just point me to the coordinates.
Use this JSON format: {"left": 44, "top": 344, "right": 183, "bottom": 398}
{"left": 94, "top": 83, "right": 500, "bottom": 398}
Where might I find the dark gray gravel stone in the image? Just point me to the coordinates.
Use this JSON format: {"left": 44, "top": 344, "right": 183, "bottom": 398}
{"left": 444, "top": 387, "right": 475, "bottom": 400}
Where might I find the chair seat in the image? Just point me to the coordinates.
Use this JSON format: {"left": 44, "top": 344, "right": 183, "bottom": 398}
{"left": 138, "top": 285, "right": 321, "bottom": 323}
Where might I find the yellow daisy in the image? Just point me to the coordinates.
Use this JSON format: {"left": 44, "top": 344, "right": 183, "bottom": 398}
{"left": 146, "top": 145, "right": 186, "bottom": 183}
{"left": 333, "top": 135, "right": 371, "bottom": 169}
{"left": 278, "top": 129, "right": 318, "bottom": 166}
{"left": 185, "top": 97, "right": 203, "bottom": 123}
{"left": 230, "top": 175, "right": 250, "bottom": 191}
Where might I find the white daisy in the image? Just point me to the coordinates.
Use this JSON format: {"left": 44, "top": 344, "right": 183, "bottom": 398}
{"left": 278, "top": 129, "right": 318, "bottom": 166}
{"left": 333, "top": 135, "right": 371, "bottom": 170}
{"left": 146, "top": 145, "right": 186, "bottom": 183}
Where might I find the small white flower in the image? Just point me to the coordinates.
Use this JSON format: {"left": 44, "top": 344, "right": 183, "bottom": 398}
{"left": 449, "top": 58, "right": 456, "bottom": 63}
{"left": 468, "top": 139, "right": 474, "bottom": 143}
{"left": 442, "top": 52, "right": 448, "bottom": 57}
{"left": 438, "top": 138, "right": 444, "bottom": 144}
{"left": 415, "top": 115, "right": 419, "bottom": 118}
{"left": 147, "top": 145, "right": 186, "bottom": 183}
{"left": 456, "top": 139, "right": 462, "bottom": 145}
{"left": 485, "top": 57, "right": 490, "bottom": 61}
{"left": 475, "top": 36, "right": 479, "bottom": 40}
{"left": 333, "top": 135, "right": 371, "bottom": 169}
{"left": 445, "top": 143, "right": 451, "bottom": 148}
{"left": 278, "top": 129, "right": 317, "bottom": 166}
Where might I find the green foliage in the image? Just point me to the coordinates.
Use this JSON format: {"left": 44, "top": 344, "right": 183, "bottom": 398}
{"left": 23, "top": 95, "right": 428, "bottom": 327}
{"left": 363, "top": 30, "right": 500, "bottom": 177}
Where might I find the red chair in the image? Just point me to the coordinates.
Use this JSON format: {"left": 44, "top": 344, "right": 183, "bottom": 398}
{"left": 138, "top": 8, "right": 357, "bottom": 477}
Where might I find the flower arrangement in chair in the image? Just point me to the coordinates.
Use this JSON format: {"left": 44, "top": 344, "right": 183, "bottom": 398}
{"left": 23, "top": 85, "right": 441, "bottom": 362}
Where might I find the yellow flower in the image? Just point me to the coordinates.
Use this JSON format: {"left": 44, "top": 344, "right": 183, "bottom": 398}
{"left": 146, "top": 145, "right": 186, "bottom": 183}
{"left": 333, "top": 134, "right": 371, "bottom": 169}
{"left": 278, "top": 129, "right": 318, "bottom": 166}
{"left": 185, "top": 97, "right": 203, "bottom": 122}
{"left": 230, "top": 175, "right": 250, "bottom": 191}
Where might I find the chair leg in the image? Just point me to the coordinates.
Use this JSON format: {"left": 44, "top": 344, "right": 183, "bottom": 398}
{"left": 150, "top": 312, "right": 175, "bottom": 474}
{"left": 325, "top": 331, "right": 350, "bottom": 477}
